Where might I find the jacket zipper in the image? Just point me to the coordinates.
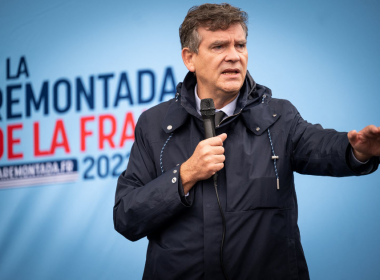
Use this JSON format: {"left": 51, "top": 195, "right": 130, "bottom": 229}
{"left": 216, "top": 109, "right": 243, "bottom": 128}
{"left": 215, "top": 94, "right": 267, "bottom": 128}
{"left": 215, "top": 95, "right": 263, "bottom": 128}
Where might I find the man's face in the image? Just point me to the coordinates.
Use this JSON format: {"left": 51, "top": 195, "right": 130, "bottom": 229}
{"left": 190, "top": 23, "right": 248, "bottom": 99}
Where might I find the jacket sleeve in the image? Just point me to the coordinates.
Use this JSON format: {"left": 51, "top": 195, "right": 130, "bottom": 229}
{"left": 289, "top": 112, "right": 379, "bottom": 176}
{"left": 113, "top": 113, "right": 191, "bottom": 242}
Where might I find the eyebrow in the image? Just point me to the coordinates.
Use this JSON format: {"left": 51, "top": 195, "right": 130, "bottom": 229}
{"left": 209, "top": 39, "right": 247, "bottom": 47}
{"left": 209, "top": 40, "right": 229, "bottom": 47}
{"left": 236, "top": 40, "right": 247, "bottom": 45}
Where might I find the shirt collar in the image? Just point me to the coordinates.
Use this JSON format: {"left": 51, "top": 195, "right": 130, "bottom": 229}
{"left": 194, "top": 84, "right": 239, "bottom": 117}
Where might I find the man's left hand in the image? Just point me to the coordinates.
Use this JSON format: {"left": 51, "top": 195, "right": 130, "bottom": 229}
{"left": 348, "top": 125, "right": 380, "bottom": 162}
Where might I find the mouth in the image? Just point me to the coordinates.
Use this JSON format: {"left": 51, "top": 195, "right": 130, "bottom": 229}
{"left": 221, "top": 69, "right": 240, "bottom": 75}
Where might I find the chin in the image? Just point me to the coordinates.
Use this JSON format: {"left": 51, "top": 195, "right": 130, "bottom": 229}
{"left": 221, "top": 82, "right": 243, "bottom": 93}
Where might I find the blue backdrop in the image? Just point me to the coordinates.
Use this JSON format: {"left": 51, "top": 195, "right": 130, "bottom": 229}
{"left": 0, "top": 0, "right": 379, "bottom": 279}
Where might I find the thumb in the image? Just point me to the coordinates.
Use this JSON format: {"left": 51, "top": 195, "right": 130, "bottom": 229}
{"left": 217, "top": 133, "right": 227, "bottom": 142}
{"left": 347, "top": 130, "right": 357, "bottom": 143}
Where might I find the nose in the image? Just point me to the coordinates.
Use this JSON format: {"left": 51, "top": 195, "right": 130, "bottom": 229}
{"left": 224, "top": 45, "right": 240, "bottom": 63}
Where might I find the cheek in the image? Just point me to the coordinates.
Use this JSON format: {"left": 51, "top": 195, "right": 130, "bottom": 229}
{"left": 242, "top": 54, "right": 248, "bottom": 65}
{"left": 239, "top": 51, "right": 248, "bottom": 62}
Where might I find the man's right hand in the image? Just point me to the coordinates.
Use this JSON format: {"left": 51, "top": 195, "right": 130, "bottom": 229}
{"left": 180, "top": 133, "right": 227, "bottom": 195}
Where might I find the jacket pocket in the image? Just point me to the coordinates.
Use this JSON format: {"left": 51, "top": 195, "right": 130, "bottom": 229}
{"left": 226, "top": 177, "right": 280, "bottom": 212}
{"left": 225, "top": 209, "right": 298, "bottom": 279}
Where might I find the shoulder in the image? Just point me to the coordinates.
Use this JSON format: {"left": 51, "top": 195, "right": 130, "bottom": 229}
{"left": 252, "top": 82, "right": 299, "bottom": 116}
{"left": 135, "top": 98, "right": 175, "bottom": 140}
{"left": 137, "top": 99, "right": 173, "bottom": 127}
{"left": 268, "top": 97, "right": 299, "bottom": 116}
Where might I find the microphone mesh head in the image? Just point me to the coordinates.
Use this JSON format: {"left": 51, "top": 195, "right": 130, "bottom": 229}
{"left": 200, "top": 98, "right": 215, "bottom": 117}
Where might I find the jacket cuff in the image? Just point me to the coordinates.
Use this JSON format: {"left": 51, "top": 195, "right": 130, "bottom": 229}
{"left": 346, "top": 144, "right": 379, "bottom": 175}
{"left": 178, "top": 164, "right": 194, "bottom": 207}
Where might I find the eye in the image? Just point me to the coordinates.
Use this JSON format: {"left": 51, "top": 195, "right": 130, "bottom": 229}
{"left": 211, "top": 45, "right": 225, "bottom": 53}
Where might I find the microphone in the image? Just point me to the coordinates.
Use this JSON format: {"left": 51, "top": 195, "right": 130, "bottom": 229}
{"left": 200, "top": 98, "right": 216, "bottom": 139}
{"left": 200, "top": 98, "right": 229, "bottom": 280}
{"left": 200, "top": 98, "right": 217, "bottom": 184}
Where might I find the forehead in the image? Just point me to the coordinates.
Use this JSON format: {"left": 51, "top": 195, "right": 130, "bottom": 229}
{"left": 197, "top": 23, "right": 246, "bottom": 44}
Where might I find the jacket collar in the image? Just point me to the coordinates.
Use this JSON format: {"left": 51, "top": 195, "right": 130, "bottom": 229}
{"left": 161, "top": 71, "right": 281, "bottom": 134}
{"left": 240, "top": 88, "right": 281, "bottom": 136}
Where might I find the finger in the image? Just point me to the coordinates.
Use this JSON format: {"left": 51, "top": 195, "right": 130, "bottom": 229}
{"left": 372, "top": 126, "right": 380, "bottom": 134}
{"left": 204, "top": 154, "right": 225, "bottom": 164}
{"left": 211, "top": 154, "right": 225, "bottom": 163}
{"left": 347, "top": 130, "right": 357, "bottom": 142}
{"left": 205, "top": 134, "right": 227, "bottom": 146}
{"left": 211, "top": 163, "right": 224, "bottom": 172}
{"left": 209, "top": 146, "right": 225, "bottom": 155}
{"left": 369, "top": 125, "right": 378, "bottom": 134}
{"left": 362, "top": 125, "right": 378, "bottom": 135}
{"left": 216, "top": 133, "right": 227, "bottom": 142}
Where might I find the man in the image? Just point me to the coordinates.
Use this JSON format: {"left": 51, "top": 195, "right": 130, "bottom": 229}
{"left": 114, "top": 3, "right": 380, "bottom": 280}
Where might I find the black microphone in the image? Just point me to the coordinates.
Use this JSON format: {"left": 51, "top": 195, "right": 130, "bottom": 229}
{"left": 200, "top": 98, "right": 229, "bottom": 280}
{"left": 200, "top": 98, "right": 218, "bottom": 185}
{"left": 200, "top": 98, "right": 216, "bottom": 139}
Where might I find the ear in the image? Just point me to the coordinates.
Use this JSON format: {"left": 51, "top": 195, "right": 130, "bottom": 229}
{"left": 181, "top": 48, "right": 196, "bottom": 72}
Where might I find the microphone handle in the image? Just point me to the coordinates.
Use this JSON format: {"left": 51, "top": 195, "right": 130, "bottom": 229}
{"left": 203, "top": 118, "right": 216, "bottom": 139}
{"left": 202, "top": 117, "right": 218, "bottom": 183}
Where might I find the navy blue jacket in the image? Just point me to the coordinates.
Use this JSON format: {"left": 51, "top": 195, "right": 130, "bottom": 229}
{"left": 114, "top": 72, "right": 379, "bottom": 280}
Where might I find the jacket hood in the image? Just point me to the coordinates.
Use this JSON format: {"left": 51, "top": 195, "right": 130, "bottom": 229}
{"left": 161, "top": 71, "right": 280, "bottom": 135}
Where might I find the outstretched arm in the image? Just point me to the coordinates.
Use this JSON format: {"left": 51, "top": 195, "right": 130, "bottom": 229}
{"left": 289, "top": 111, "right": 379, "bottom": 176}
